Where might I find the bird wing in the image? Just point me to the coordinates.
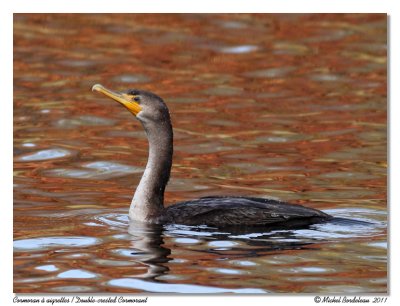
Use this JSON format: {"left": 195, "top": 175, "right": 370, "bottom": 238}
{"left": 164, "top": 196, "right": 328, "bottom": 226}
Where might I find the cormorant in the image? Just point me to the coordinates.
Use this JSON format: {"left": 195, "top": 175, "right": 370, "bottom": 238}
{"left": 92, "top": 84, "right": 332, "bottom": 228}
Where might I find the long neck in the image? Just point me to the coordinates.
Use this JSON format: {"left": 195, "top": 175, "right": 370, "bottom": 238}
{"left": 129, "top": 118, "right": 173, "bottom": 223}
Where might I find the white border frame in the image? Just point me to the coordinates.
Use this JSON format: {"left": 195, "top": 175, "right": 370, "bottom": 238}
{"left": 3, "top": 1, "right": 397, "bottom": 305}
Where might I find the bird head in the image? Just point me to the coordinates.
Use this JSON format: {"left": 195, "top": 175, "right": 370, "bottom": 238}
{"left": 92, "top": 84, "right": 170, "bottom": 123}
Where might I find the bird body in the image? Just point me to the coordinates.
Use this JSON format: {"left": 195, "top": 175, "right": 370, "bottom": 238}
{"left": 162, "top": 196, "right": 330, "bottom": 227}
{"left": 92, "top": 84, "right": 332, "bottom": 228}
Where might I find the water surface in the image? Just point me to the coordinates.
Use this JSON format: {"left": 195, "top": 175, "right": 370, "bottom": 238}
{"left": 14, "top": 13, "right": 387, "bottom": 293}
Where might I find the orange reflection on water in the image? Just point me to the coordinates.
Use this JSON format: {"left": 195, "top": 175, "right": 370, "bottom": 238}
{"left": 14, "top": 13, "right": 386, "bottom": 293}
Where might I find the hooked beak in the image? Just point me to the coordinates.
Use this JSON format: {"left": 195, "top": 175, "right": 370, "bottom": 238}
{"left": 92, "top": 84, "right": 142, "bottom": 116}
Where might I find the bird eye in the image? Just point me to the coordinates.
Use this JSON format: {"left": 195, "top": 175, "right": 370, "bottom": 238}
{"left": 133, "top": 97, "right": 140, "bottom": 102}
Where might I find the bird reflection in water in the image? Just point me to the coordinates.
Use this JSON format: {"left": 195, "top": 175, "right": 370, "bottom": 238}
{"left": 125, "top": 220, "right": 323, "bottom": 282}
{"left": 127, "top": 222, "right": 171, "bottom": 280}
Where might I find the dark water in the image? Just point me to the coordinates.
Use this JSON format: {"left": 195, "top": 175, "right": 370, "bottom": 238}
{"left": 13, "top": 14, "right": 387, "bottom": 293}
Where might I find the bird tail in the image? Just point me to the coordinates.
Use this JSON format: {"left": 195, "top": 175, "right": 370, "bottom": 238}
{"left": 328, "top": 217, "right": 373, "bottom": 226}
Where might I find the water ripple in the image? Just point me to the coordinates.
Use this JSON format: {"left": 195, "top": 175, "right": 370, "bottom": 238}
{"left": 55, "top": 115, "right": 115, "bottom": 128}
{"left": 14, "top": 236, "right": 102, "bottom": 252}
{"left": 57, "top": 269, "right": 98, "bottom": 279}
{"left": 16, "top": 148, "right": 73, "bottom": 162}
{"left": 112, "top": 74, "right": 150, "bottom": 83}
{"left": 218, "top": 45, "right": 259, "bottom": 54}
{"left": 108, "top": 278, "right": 266, "bottom": 293}
{"left": 44, "top": 161, "right": 143, "bottom": 180}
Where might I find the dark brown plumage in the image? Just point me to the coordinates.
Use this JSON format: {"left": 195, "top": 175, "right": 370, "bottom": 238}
{"left": 162, "top": 196, "right": 331, "bottom": 227}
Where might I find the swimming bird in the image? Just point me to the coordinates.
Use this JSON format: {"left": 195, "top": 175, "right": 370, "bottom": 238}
{"left": 92, "top": 84, "right": 332, "bottom": 228}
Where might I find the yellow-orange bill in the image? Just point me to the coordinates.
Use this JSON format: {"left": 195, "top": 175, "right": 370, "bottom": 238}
{"left": 92, "top": 84, "right": 142, "bottom": 116}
